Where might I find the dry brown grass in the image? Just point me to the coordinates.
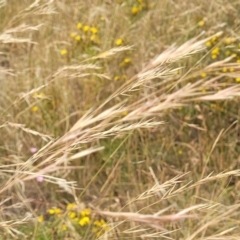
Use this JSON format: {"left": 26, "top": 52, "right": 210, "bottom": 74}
{"left": 1, "top": 0, "right": 240, "bottom": 239}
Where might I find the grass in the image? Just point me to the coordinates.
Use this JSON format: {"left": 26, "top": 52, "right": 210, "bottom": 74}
{"left": 1, "top": 0, "right": 240, "bottom": 239}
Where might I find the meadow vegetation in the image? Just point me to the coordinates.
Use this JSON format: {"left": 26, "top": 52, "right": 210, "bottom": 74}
{"left": 1, "top": 0, "right": 240, "bottom": 239}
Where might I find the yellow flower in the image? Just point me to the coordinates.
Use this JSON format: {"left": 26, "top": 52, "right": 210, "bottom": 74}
{"left": 225, "top": 50, "right": 231, "bottom": 56}
{"left": 80, "top": 208, "right": 91, "bottom": 217}
{"left": 211, "top": 47, "right": 219, "bottom": 55}
{"left": 48, "top": 209, "right": 55, "bottom": 214}
{"left": 131, "top": 6, "right": 140, "bottom": 15}
{"left": 229, "top": 67, "right": 234, "bottom": 72}
{"left": 210, "top": 103, "right": 216, "bottom": 109}
{"left": 70, "top": 32, "right": 76, "bottom": 38}
{"left": 90, "top": 27, "right": 98, "bottom": 34}
{"left": 124, "top": 58, "right": 131, "bottom": 63}
{"left": 224, "top": 37, "right": 236, "bottom": 45}
{"left": 211, "top": 36, "right": 217, "bottom": 42}
{"left": 198, "top": 20, "right": 205, "bottom": 27}
{"left": 200, "top": 72, "right": 207, "bottom": 78}
{"left": 222, "top": 67, "right": 227, "bottom": 73}
{"left": 75, "top": 35, "right": 81, "bottom": 41}
{"left": 55, "top": 208, "right": 62, "bottom": 215}
{"left": 77, "top": 22, "right": 82, "bottom": 29}
{"left": 122, "top": 74, "right": 127, "bottom": 80}
{"left": 31, "top": 106, "right": 38, "bottom": 112}
{"left": 60, "top": 49, "right": 67, "bottom": 56}
{"left": 79, "top": 216, "right": 90, "bottom": 226}
{"left": 235, "top": 78, "right": 240, "bottom": 82}
{"left": 33, "top": 92, "right": 45, "bottom": 99}
{"left": 90, "top": 35, "right": 100, "bottom": 43}
{"left": 237, "top": 59, "right": 240, "bottom": 63}
{"left": 62, "top": 224, "right": 67, "bottom": 231}
{"left": 68, "top": 211, "right": 76, "bottom": 219}
{"left": 122, "top": 111, "right": 128, "bottom": 116}
{"left": 211, "top": 54, "right": 217, "bottom": 59}
{"left": 37, "top": 215, "right": 44, "bottom": 223}
{"left": 114, "top": 75, "right": 120, "bottom": 81}
{"left": 94, "top": 219, "right": 107, "bottom": 227}
{"left": 115, "top": 38, "right": 123, "bottom": 46}
{"left": 178, "top": 149, "right": 183, "bottom": 155}
{"left": 83, "top": 25, "right": 90, "bottom": 32}
{"left": 205, "top": 41, "right": 211, "bottom": 47}
{"left": 93, "top": 219, "right": 110, "bottom": 236}
{"left": 67, "top": 203, "right": 77, "bottom": 210}
{"left": 48, "top": 207, "right": 62, "bottom": 215}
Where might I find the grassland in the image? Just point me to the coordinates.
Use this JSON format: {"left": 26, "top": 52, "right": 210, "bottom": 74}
{"left": 1, "top": 0, "right": 240, "bottom": 239}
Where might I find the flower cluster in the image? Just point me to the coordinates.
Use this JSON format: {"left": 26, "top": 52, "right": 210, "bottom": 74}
{"left": 37, "top": 203, "right": 110, "bottom": 237}
{"left": 204, "top": 33, "right": 240, "bottom": 83}
{"left": 60, "top": 21, "right": 101, "bottom": 57}
{"left": 131, "top": 0, "right": 148, "bottom": 16}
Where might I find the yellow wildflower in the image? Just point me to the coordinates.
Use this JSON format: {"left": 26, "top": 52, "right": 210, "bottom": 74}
{"left": 211, "top": 47, "right": 219, "bottom": 55}
{"left": 210, "top": 103, "right": 216, "bottom": 109}
{"left": 222, "top": 67, "right": 227, "bottom": 73}
{"left": 237, "top": 59, "right": 240, "bottom": 63}
{"left": 122, "top": 111, "right": 128, "bottom": 116}
{"left": 200, "top": 72, "right": 207, "bottom": 78}
{"left": 31, "top": 106, "right": 38, "bottom": 112}
{"left": 131, "top": 6, "right": 140, "bottom": 15}
{"left": 211, "top": 54, "right": 217, "bottom": 59}
{"left": 122, "top": 74, "right": 127, "bottom": 80}
{"left": 211, "top": 36, "right": 217, "bottom": 42}
{"left": 178, "top": 149, "right": 183, "bottom": 155}
{"left": 55, "top": 208, "right": 62, "bottom": 215}
{"left": 198, "top": 20, "right": 205, "bottom": 27}
{"left": 235, "top": 78, "right": 240, "bottom": 82}
{"left": 205, "top": 41, "right": 211, "bottom": 47}
{"left": 124, "top": 57, "right": 131, "bottom": 63}
{"left": 224, "top": 37, "right": 236, "bottom": 45}
{"left": 225, "top": 50, "right": 231, "bottom": 56}
{"left": 80, "top": 208, "right": 91, "bottom": 217}
{"left": 90, "top": 35, "right": 100, "bottom": 43}
{"left": 67, "top": 203, "right": 77, "bottom": 210}
{"left": 62, "top": 224, "right": 67, "bottom": 231}
{"left": 48, "top": 207, "right": 62, "bottom": 215}
{"left": 229, "top": 67, "right": 234, "bottom": 72}
{"left": 93, "top": 219, "right": 110, "bottom": 234}
{"left": 68, "top": 211, "right": 77, "bottom": 219}
{"left": 90, "top": 27, "right": 98, "bottom": 34}
{"left": 37, "top": 215, "right": 44, "bottom": 223}
{"left": 114, "top": 75, "right": 120, "bottom": 81}
{"left": 70, "top": 32, "right": 76, "bottom": 38}
{"left": 115, "top": 38, "right": 123, "bottom": 46}
{"left": 60, "top": 49, "right": 67, "bottom": 56}
{"left": 75, "top": 35, "right": 81, "bottom": 41}
{"left": 83, "top": 25, "right": 90, "bottom": 32}
{"left": 33, "top": 92, "right": 45, "bottom": 99}
{"left": 77, "top": 22, "right": 82, "bottom": 29}
{"left": 79, "top": 216, "right": 90, "bottom": 226}
{"left": 48, "top": 209, "right": 55, "bottom": 214}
